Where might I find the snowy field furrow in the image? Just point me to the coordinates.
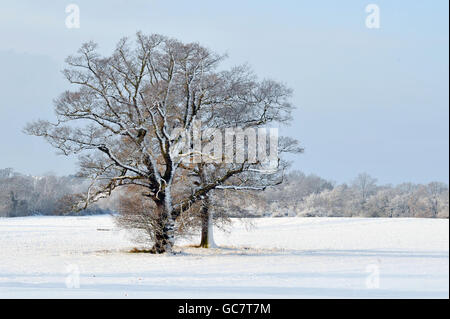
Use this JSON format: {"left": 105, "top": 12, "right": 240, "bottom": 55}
{"left": 0, "top": 216, "right": 448, "bottom": 298}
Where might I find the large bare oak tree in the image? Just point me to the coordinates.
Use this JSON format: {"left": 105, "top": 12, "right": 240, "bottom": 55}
{"left": 25, "top": 32, "right": 299, "bottom": 253}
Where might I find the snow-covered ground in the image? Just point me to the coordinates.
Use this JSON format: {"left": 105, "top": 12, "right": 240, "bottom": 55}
{"left": 0, "top": 216, "right": 448, "bottom": 298}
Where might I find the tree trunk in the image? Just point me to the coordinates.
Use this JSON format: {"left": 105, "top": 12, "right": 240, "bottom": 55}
{"left": 150, "top": 191, "right": 175, "bottom": 254}
{"left": 10, "top": 191, "right": 17, "bottom": 217}
{"left": 200, "top": 195, "right": 217, "bottom": 248}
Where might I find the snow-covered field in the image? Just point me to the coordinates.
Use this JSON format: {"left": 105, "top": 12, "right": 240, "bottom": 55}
{"left": 0, "top": 216, "right": 448, "bottom": 298}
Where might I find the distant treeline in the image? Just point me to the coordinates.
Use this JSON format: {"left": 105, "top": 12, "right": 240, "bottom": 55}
{"left": 0, "top": 168, "right": 448, "bottom": 218}
{"left": 219, "top": 172, "right": 449, "bottom": 218}
{"left": 0, "top": 168, "right": 113, "bottom": 217}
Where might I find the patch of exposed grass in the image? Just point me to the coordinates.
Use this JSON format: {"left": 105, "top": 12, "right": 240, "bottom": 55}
{"left": 184, "top": 244, "right": 201, "bottom": 248}
{"left": 129, "top": 247, "right": 154, "bottom": 254}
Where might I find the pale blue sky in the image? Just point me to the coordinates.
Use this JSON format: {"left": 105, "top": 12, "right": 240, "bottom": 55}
{"left": 0, "top": 0, "right": 448, "bottom": 184}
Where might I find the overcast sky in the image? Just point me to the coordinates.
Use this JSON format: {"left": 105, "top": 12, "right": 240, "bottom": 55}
{"left": 0, "top": 0, "right": 448, "bottom": 185}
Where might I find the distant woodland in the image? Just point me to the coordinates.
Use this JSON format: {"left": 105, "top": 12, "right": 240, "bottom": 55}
{"left": 1, "top": 168, "right": 447, "bottom": 218}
